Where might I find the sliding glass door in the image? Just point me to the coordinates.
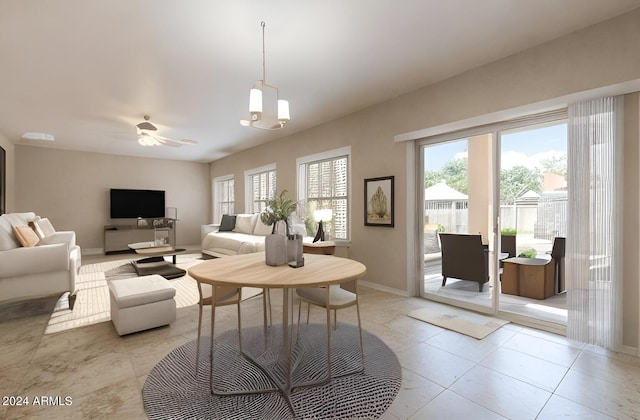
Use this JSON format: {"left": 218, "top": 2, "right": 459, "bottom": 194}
{"left": 420, "top": 131, "right": 499, "bottom": 314}
{"left": 417, "top": 111, "right": 568, "bottom": 327}
{"left": 498, "top": 122, "right": 568, "bottom": 325}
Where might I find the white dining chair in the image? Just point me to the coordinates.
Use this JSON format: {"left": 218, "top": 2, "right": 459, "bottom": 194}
{"left": 194, "top": 281, "right": 242, "bottom": 373}
{"left": 296, "top": 282, "right": 364, "bottom": 379}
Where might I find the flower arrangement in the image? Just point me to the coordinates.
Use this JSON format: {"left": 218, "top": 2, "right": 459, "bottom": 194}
{"left": 260, "top": 190, "right": 297, "bottom": 235}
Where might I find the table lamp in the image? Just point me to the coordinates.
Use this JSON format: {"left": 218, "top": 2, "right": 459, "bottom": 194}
{"left": 313, "top": 209, "right": 332, "bottom": 243}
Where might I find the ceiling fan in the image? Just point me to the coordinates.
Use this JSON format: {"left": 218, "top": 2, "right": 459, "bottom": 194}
{"left": 135, "top": 115, "right": 197, "bottom": 147}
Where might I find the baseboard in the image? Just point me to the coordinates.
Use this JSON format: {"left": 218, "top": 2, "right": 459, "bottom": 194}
{"left": 359, "top": 280, "right": 410, "bottom": 297}
{"left": 82, "top": 248, "right": 104, "bottom": 256}
{"left": 621, "top": 344, "right": 639, "bottom": 357}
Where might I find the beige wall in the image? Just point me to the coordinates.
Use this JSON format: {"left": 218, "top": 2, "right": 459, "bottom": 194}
{"left": 15, "top": 146, "right": 210, "bottom": 252}
{"left": 0, "top": 132, "right": 15, "bottom": 213}
{"left": 210, "top": 9, "right": 640, "bottom": 347}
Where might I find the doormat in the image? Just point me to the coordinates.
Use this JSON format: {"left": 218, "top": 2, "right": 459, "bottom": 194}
{"left": 408, "top": 305, "right": 509, "bottom": 340}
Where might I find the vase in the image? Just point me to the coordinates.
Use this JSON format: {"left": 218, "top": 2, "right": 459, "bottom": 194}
{"left": 287, "top": 234, "right": 304, "bottom": 267}
{"left": 265, "top": 234, "right": 288, "bottom": 266}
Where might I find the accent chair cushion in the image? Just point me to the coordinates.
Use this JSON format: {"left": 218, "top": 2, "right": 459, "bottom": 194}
{"left": 218, "top": 215, "right": 236, "bottom": 232}
{"left": 13, "top": 225, "right": 40, "bottom": 247}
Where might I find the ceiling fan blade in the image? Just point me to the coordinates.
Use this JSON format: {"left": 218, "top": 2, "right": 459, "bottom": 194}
{"left": 155, "top": 134, "right": 197, "bottom": 145}
{"left": 154, "top": 137, "right": 182, "bottom": 147}
{"left": 136, "top": 121, "right": 157, "bottom": 131}
{"left": 154, "top": 135, "right": 182, "bottom": 146}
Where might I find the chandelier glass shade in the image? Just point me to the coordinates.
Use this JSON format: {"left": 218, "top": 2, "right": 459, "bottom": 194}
{"left": 241, "top": 22, "right": 290, "bottom": 130}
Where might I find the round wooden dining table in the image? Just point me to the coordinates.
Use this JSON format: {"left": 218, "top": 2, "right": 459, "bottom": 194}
{"left": 188, "top": 252, "right": 367, "bottom": 398}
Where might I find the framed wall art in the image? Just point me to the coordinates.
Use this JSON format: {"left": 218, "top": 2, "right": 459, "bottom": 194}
{"left": 364, "top": 176, "right": 394, "bottom": 227}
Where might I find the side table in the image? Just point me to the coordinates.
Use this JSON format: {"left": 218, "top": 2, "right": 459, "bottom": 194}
{"left": 303, "top": 240, "right": 336, "bottom": 255}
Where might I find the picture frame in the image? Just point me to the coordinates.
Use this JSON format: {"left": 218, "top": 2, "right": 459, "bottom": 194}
{"left": 364, "top": 176, "right": 394, "bottom": 227}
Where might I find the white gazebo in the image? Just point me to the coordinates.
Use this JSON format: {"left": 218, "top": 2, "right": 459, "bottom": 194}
{"left": 424, "top": 181, "right": 468, "bottom": 233}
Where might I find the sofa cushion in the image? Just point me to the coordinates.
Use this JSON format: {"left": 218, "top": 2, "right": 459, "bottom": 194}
{"left": 0, "top": 216, "right": 20, "bottom": 250}
{"left": 0, "top": 229, "right": 18, "bottom": 251}
{"left": 36, "top": 218, "right": 56, "bottom": 236}
{"left": 218, "top": 215, "right": 236, "bottom": 232}
{"left": 233, "top": 214, "right": 258, "bottom": 234}
{"left": 13, "top": 225, "right": 40, "bottom": 247}
{"left": 3, "top": 212, "right": 37, "bottom": 227}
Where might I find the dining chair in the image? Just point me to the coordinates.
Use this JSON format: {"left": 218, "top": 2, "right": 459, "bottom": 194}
{"left": 295, "top": 282, "right": 364, "bottom": 378}
{"left": 194, "top": 280, "right": 242, "bottom": 373}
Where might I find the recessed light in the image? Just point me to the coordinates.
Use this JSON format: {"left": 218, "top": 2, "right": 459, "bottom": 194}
{"left": 21, "top": 132, "right": 55, "bottom": 141}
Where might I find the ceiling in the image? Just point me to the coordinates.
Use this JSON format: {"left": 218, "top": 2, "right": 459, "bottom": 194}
{"left": 1, "top": 1, "right": 639, "bottom": 163}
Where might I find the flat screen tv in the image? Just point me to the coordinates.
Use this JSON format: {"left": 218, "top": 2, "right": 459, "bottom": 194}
{"left": 110, "top": 189, "right": 165, "bottom": 219}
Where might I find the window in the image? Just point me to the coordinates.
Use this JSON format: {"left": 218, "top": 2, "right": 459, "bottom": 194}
{"left": 213, "top": 175, "right": 234, "bottom": 223}
{"left": 297, "top": 147, "right": 350, "bottom": 241}
{"left": 245, "top": 164, "right": 276, "bottom": 213}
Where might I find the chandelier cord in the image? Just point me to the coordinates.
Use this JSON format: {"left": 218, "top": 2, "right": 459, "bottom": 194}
{"left": 261, "top": 21, "right": 266, "bottom": 83}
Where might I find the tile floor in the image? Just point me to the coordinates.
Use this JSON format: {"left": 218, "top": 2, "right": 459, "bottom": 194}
{"left": 1, "top": 254, "right": 640, "bottom": 419}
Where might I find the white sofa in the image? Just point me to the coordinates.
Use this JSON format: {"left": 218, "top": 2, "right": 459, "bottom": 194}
{"left": 202, "top": 213, "right": 273, "bottom": 258}
{"left": 0, "top": 212, "right": 81, "bottom": 302}
{"left": 202, "top": 213, "right": 313, "bottom": 258}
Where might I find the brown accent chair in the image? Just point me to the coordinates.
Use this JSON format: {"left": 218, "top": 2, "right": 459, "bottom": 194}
{"left": 501, "top": 235, "right": 517, "bottom": 259}
{"left": 549, "top": 237, "right": 566, "bottom": 293}
{"left": 439, "top": 233, "right": 489, "bottom": 292}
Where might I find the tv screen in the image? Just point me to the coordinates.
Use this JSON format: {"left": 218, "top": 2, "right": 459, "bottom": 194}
{"left": 110, "top": 189, "right": 165, "bottom": 219}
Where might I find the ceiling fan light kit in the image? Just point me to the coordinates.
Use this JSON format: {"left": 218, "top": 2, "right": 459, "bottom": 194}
{"left": 241, "top": 21, "right": 290, "bottom": 130}
{"left": 134, "top": 115, "right": 197, "bottom": 147}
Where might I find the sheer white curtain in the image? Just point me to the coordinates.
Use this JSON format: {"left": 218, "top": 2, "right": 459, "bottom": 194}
{"left": 567, "top": 96, "right": 623, "bottom": 350}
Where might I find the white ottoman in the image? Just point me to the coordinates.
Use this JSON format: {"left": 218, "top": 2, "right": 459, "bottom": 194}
{"left": 108, "top": 274, "right": 176, "bottom": 336}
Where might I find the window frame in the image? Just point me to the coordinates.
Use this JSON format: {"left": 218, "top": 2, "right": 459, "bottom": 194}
{"left": 213, "top": 174, "right": 234, "bottom": 224}
{"left": 244, "top": 163, "right": 277, "bottom": 214}
{"left": 297, "top": 146, "right": 351, "bottom": 243}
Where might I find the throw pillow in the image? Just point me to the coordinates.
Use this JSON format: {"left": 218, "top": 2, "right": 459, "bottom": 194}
{"left": 29, "top": 220, "right": 46, "bottom": 239}
{"left": 233, "top": 214, "right": 258, "bottom": 234}
{"left": 13, "top": 225, "right": 40, "bottom": 247}
{"left": 253, "top": 218, "right": 273, "bottom": 236}
{"left": 36, "top": 218, "right": 56, "bottom": 236}
{"left": 218, "top": 215, "right": 236, "bottom": 232}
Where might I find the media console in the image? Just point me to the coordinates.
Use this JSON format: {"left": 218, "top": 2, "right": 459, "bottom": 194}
{"left": 104, "top": 219, "right": 176, "bottom": 254}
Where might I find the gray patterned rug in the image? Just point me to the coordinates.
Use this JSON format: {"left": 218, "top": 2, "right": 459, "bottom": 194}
{"left": 142, "top": 323, "right": 401, "bottom": 419}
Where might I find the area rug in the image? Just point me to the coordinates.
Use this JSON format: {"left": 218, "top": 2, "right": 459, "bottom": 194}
{"left": 45, "top": 255, "right": 262, "bottom": 334}
{"left": 408, "top": 304, "right": 509, "bottom": 340}
{"left": 142, "top": 323, "right": 402, "bottom": 419}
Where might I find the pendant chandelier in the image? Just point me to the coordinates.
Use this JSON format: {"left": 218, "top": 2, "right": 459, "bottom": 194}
{"left": 240, "top": 21, "right": 290, "bottom": 130}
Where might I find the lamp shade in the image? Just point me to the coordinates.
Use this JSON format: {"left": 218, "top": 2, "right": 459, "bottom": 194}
{"left": 314, "top": 208, "right": 333, "bottom": 222}
{"left": 277, "top": 99, "right": 290, "bottom": 122}
{"left": 249, "top": 88, "right": 263, "bottom": 114}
